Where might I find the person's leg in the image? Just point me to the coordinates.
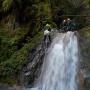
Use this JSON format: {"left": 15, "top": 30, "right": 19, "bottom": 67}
{"left": 48, "top": 28, "right": 51, "bottom": 31}
{"left": 44, "top": 35, "right": 46, "bottom": 42}
{"left": 48, "top": 35, "right": 51, "bottom": 42}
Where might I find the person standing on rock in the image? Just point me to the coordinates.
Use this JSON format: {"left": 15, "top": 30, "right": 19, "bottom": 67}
{"left": 62, "top": 19, "right": 67, "bottom": 27}
{"left": 60, "top": 19, "right": 67, "bottom": 32}
{"left": 67, "top": 18, "right": 72, "bottom": 30}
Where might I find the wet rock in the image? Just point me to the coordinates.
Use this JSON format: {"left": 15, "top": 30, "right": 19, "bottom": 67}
{"left": 78, "top": 70, "right": 85, "bottom": 90}
{"left": 0, "top": 84, "right": 9, "bottom": 90}
{"left": 0, "top": 84, "right": 24, "bottom": 90}
{"left": 78, "top": 29, "right": 90, "bottom": 90}
{"left": 19, "top": 37, "right": 52, "bottom": 87}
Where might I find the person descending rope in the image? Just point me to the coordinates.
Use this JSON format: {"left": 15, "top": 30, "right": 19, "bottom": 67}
{"left": 44, "top": 29, "right": 51, "bottom": 43}
{"left": 43, "top": 23, "right": 51, "bottom": 47}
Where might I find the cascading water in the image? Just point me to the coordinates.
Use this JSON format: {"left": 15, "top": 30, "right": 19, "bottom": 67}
{"left": 25, "top": 31, "right": 79, "bottom": 90}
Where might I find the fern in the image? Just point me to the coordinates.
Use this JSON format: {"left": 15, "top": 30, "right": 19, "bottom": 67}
{"left": 85, "top": 0, "right": 90, "bottom": 7}
{"left": 2, "top": 0, "right": 13, "bottom": 11}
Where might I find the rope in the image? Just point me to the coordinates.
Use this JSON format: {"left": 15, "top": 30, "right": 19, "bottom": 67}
{"left": 60, "top": 15, "right": 90, "bottom": 17}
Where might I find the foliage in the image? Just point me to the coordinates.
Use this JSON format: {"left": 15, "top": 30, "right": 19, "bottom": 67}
{"left": 84, "top": 0, "right": 90, "bottom": 7}
{"left": 2, "top": 0, "right": 13, "bottom": 11}
{"left": 0, "top": 26, "right": 43, "bottom": 84}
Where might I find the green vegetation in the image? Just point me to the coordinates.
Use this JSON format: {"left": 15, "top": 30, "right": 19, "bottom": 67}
{"left": 0, "top": 25, "right": 43, "bottom": 84}
{"left": 85, "top": 0, "right": 90, "bottom": 7}
{"left": 0, "top": 0, "right": 51, "bottom": 84}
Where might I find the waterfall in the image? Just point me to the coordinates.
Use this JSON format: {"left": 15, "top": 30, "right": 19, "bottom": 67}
{"left": 25, "top": 31, "right": 79, "bottom": 90}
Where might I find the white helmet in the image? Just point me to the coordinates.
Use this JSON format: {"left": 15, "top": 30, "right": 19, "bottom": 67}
{"left": 63, "top": 20, "right": 66, "bottom": 22}
{"left": 67, "top": 18, "right": 70, "bottom": 21}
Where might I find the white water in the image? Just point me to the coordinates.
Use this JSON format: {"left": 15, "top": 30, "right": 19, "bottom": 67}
{"left": 25, "top": 31, "right": 79, "bottom": 90}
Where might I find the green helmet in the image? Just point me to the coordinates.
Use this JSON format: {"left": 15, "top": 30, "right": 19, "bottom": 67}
{"left": 46, "top": 24, "right": 51, "bottom": 27}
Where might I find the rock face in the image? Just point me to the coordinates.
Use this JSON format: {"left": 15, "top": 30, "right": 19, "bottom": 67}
{"left": 0, "top": 84, "right": 9, "bottom": 90}
{"left": 19, "top": 41, "right": 47, "bottom": 87}
{"left": 78, "top": 28, "right": 90, "bottom": 90}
